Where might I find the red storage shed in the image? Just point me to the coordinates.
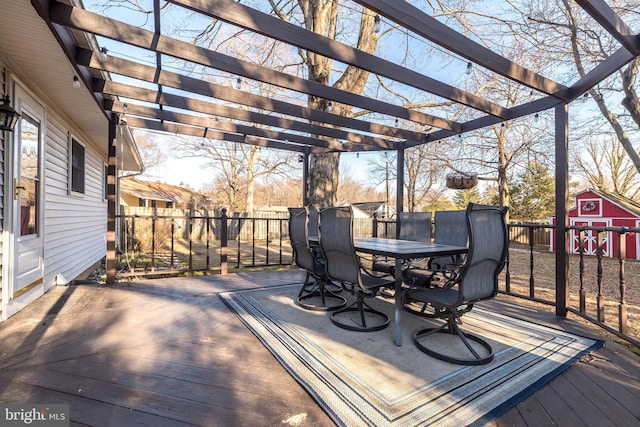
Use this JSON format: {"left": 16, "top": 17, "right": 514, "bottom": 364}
{"left": 551, "top": 189, "right": 640, "bottom": 260}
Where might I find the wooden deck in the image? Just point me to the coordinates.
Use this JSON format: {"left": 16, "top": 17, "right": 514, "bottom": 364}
{"left": 0, "top": 270, "right": 638, "bottom": 426}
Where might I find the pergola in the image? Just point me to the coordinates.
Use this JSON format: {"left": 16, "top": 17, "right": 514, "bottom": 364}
{"left": 30, "top": 0, "right": 640, "bottom": 310}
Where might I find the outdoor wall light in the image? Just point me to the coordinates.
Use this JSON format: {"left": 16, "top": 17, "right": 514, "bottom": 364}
{"left": 99, "top": 47, "right": 108, "bottom": 61}
{"left": 0, "top": 95, "right": 20, "bottom": 132}
{"left": 73, "top": 76, "right": 81, "bottom": 89}
{"left": 374, "top": 15, "right": 381, "bottom": 33}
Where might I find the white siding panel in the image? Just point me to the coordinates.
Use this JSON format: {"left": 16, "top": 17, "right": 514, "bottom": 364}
{"left": 43, "top": 114, "right": 107, "bottom": 288}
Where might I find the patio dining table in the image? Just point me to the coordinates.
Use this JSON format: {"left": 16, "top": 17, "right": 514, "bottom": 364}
{"left": 353, "top": 237, "right": 468, "bottom": 346}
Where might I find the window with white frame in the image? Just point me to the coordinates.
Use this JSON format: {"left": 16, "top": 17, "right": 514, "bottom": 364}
{"left": 70, "top": 136, "right": 85, "bottom": 194}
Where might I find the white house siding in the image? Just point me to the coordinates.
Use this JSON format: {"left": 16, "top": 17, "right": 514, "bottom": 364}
{"left": 43, "top": 113, "right": 107, "bottom": 288}
{"left": 0, "top": 63, "right": 7, "bottom": 318}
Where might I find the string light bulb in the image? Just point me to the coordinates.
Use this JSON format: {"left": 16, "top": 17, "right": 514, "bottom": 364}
{"left": 99, "top": 47, "right": 108, "bottom": 61}
{"left": 235, "top": 77, "right": 242, "bottom": 90}
{"left": 374, "top": 15, "right": 381, "bottom": 33}
{"left": 466, "top": 62, "right": 473, "bottom": 75}
{"left": 73, "top": 76, "right": 81, "bottom": 89}
{"left": 327, "top": 101, "right": 333, "bottom": 113}
{"left": 534, "top": 113, "right": 539, "bottom": 122}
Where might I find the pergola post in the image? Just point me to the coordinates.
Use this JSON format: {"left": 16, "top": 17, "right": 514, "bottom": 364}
{"left": 302, "top": 148, "right": 310, "bottom": 206}
{"left": 555, "top": 103, "right": 569, "bottom": 317}
{"left": 105, "top": 113, "right": 118, "bottom": 285}
{"left": 395, "top": 142, "right": 405, "bottom": 238}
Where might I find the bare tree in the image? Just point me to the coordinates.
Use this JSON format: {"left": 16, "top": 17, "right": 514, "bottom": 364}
{"left": 176, "top": 136, "right": 295, "bottom": 213}
{"left": 572, "top": 136, "right": 640, "bottom": 198}
{"left": 522, "top": 0, "right": 640, "bottom": 173}
{"left": 368, "top": 143, "right": 448, "bottom": 212}
{"left": 279, "top": 2, "right": 379, "bottom": 209}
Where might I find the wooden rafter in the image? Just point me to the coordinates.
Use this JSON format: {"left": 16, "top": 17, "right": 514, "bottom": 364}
{"left": 167, "top": 0, "right": 509, "bottom": 118}
{"left": 352, "top": 0, "right": 571, "bottom": 101}
{"left": 48, "top": 1, "right": 460, "bottom": 133}
{"left": 78, "top": 50, "right": 430, "bottom": 144}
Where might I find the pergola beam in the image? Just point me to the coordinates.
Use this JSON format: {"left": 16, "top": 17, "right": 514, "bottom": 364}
{"left": 574, "top": 0, "right": 640, "bottom": 56}
{"left": 352, "top": 0, "right": 570, "bottom": 101}
{"left": 78, "top": 50, "right": 427, "bottom": 144}
{"left": 49, "top": 1, "right": 460, "bottom": 132}
{"left": 101, "top": 80, "right": 396, "bottom": 151}
{"left": 125, "top": 116, "right": 331, "bottom": 154}
{"left": 112, "top": 101, "right": 382, "bottom": 152}
{"left": 168, "top": 0, "right": 509, "bottom": 118}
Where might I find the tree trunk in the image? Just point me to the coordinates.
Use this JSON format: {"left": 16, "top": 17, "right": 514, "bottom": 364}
{"left": 304, "top": 4, "right": 379, "bottom": 208}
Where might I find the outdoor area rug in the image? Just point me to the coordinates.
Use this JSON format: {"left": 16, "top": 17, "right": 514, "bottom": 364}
{"left": 219, "top": 284, "right": 603, "bottom": 427}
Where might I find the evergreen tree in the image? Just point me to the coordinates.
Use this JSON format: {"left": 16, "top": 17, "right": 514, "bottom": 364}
{"left": 509, "top": 161, "right": 555, "bottom": 221}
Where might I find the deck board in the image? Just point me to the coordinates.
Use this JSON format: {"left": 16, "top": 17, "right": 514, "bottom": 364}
{"left": 1, "top": 270, "right": 638, "bottom": 426}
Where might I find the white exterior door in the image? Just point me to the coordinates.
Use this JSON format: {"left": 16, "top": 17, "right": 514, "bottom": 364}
{"left": 11, "top": 84, "right": 45, "bottom": 297}
{"left": 570, "top": 218, "right": 612, "bottom": 257}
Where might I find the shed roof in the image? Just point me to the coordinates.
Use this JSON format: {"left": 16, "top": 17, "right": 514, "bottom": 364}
{"left": 574, "top": 189, "right": 640, "bottom": 217}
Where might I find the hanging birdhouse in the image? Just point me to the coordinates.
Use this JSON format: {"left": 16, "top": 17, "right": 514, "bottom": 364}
{"left": 446, "top": 172, "right": 478, "bottom": 189}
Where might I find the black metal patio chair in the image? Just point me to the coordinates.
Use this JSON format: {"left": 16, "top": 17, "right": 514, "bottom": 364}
{"left": 319, "top": 206, "right": 394, "bottom": 332}
{"left": 406, "top": 203, "right": 508, "bottom": 365}
{"left": 372, "top": 211, "right": 432, "bottom": 275}
{"left": 402, "top": 209, "right": 469, "bottom": 315}
{"left": 288, "top": 207, "right": 346, "bottom": 311}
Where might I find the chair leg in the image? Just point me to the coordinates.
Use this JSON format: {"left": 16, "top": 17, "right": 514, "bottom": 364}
{"left": 330, "top": 294, "right": 389, "bottom": 332}
{"left": 413, "top": 316, "right": 494, "bottom": 365}
{"left": 296, "top": 274, "right": 347, "bottom": 312}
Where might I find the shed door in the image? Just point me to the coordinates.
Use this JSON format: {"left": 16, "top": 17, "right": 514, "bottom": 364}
{"left": 12, "top": 85, "right": 45, "bottom": 296}
{"left": 570, "top": 219, "right": 611, "bottom": 257}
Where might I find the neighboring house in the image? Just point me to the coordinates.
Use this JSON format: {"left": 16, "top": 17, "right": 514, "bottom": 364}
{"left": 550, "top": 189, "right": 640, "bottom": 260}
{"left": 351, "top": 201, "right": 395, "bottom": 219}
{"left": 120, "top": 178, "right": 208, "bottom": 210}
{"left": 0, "top": 0, "right": 143, "bottom": 320}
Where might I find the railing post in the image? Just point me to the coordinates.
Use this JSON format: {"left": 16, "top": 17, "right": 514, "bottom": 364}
{"left": 188, "top": 210, "right": 193, "bottom": 273}
{"left": 205, "top": 215, "right": 211, "bottom": 270}
{"left": 596, "top": 230, "right": 605, "bottom": 322}
{"left": 130, "top": 216, "right": 137, "bottom": 273}
{"left": 151, "top": 210, "right": 157, "bottom": 272}
{"left": 529, "top": 226, "right": 535, "bottom": 298}
{"left": 372, "top": 212, "right": 378, "bottom": 238}
{"left": 221, "top": 208, "right": 228, "bottom": 275}
{"left": 618, "top": 228, "right": 628, "bottom": 334}
{"left": 170, "top": 218, "right": 175, "bottom": 271}
{"left": 579, "top": 228, "right": 586, "bottom": 313}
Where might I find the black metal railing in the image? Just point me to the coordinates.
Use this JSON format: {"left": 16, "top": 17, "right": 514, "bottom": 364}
{"left": 372, "top": 215, "right": 640, "bottom": 348}
{"left": 115, "top": 209, "right": 639, "bottom": 347}
{"left": 115, "top": 208, "right": 292, "bottom": 277}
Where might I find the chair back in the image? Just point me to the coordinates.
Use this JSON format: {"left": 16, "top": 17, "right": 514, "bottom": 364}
{"left": 433, "top": 210, "right": 467, "bottom": 246}
{"left": 429, "top": 210, "right": 468, "bottom": 271}
{"left": 318, "top": 206, "right": 362, "bottom": 285}
{"left": 397, "top": 211, "right": 431, "bottom": 242}
{"left": 307, "top": 207, "right": 319, "bottom": 240}
{"left": 458, "top": 203, "right": 509, "bottom": 302}
{"left": 288, "top": 207, "right": 315, "bottom": 272}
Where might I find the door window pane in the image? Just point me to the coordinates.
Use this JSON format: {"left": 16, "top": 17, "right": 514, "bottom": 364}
{"left": 19, "top": 114, "right": 40, "bottom": 236}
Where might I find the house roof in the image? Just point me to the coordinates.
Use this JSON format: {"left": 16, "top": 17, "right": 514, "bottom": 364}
{"left": 120, "top": 178, "right": 202, "bottom": 205}
{"left": 0, "top": 0, "right": 143, "bottom": 173}
{"left": 351, "top": 202, "right": 390, "bottom": 214}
